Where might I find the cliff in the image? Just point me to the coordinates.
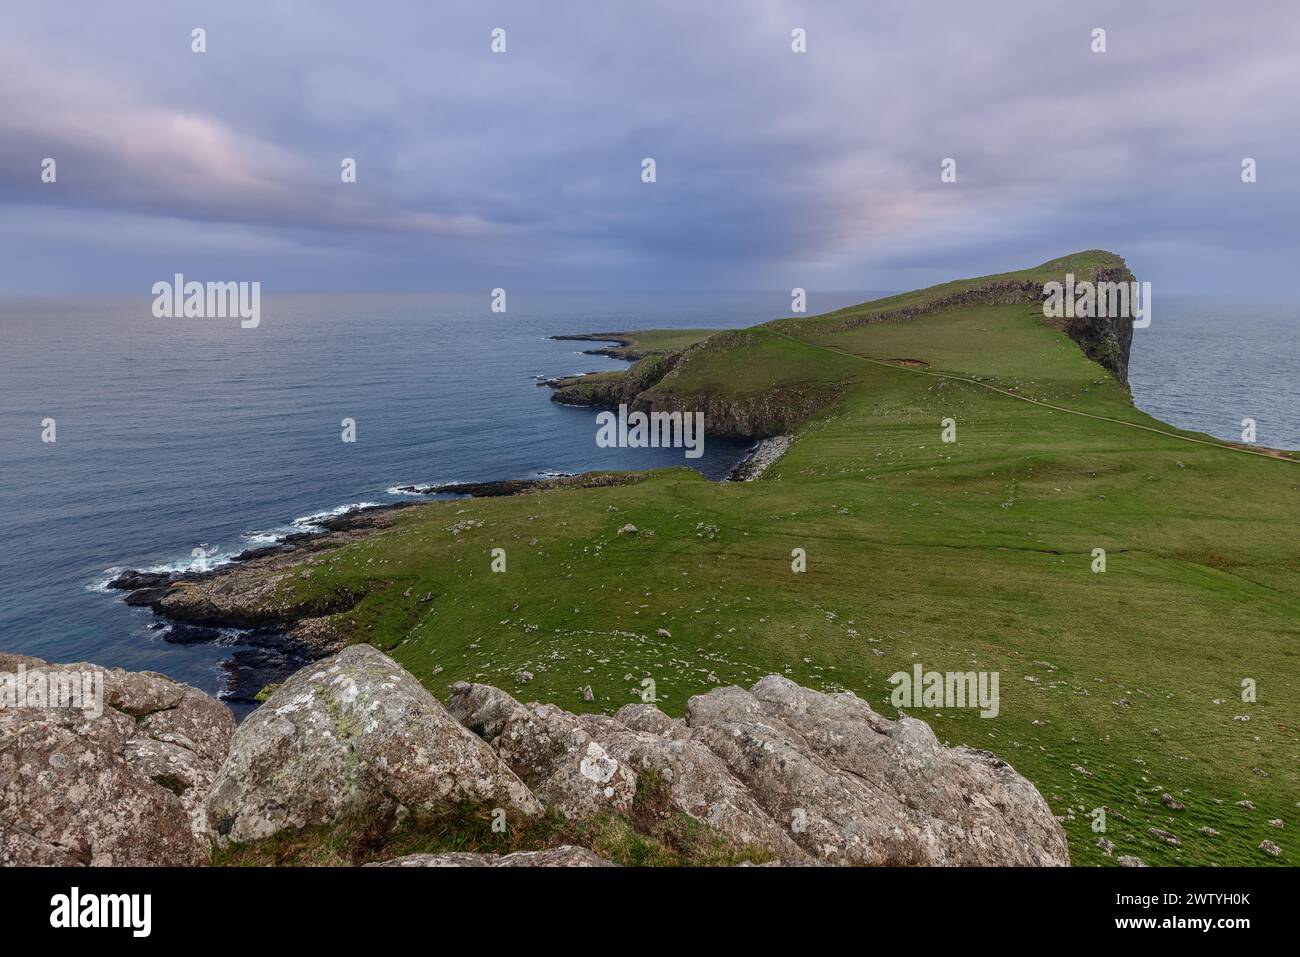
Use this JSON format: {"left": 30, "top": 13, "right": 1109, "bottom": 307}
{"left": 548, "top": 251, "right": 1138, "bottom": 439}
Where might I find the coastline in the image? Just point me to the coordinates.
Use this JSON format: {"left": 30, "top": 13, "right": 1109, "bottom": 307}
{"left": 96, "top": 341, "right": 782, "bottom": 708}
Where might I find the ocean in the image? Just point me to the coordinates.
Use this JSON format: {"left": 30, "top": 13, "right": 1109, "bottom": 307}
{"left": 1, "top": 291, "right": 1295, "bottom": 702}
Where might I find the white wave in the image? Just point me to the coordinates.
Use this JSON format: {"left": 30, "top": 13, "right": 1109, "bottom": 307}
{"left": 88, "top": 500, "right": 387, "bottom": 594}
{"left": 86, "top": 567, "right": 126, "bottom": 594}
{"left": 87, "top": 547, "right": 237, "bottom": 592}
{"left": 385, "top": 483, "right": 460, "bottom": 496}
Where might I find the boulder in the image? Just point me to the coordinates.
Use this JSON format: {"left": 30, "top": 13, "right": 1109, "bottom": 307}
{"left": 683, "top": 676, "right": 1069, "bottom": 865}
{"left": 207, "top": 644, "right": 541, "bottom": 846}
{"left": 368, "top": 845, "right": 613, "bottom": 867}
{"left": 0, "top": 652, "right": 234, "bottom": 866}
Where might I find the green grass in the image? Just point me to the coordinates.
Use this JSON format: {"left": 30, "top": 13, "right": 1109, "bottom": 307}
{"left": 611, "top": 328, "right": 719, "bottom": 355}
{"left": 268, "top": 251, "right": 1299, "bottom": 867}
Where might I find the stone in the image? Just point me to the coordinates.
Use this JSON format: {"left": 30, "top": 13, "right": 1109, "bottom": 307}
{"left": 0, "top": 652, "right": 234, "bottom": 866}
{"left": 369, "top": 845, "right": 612, "bottom": 867}
{"left": 683, "top": 676, "right": 1069, "bottom": 865}
{"left": 207, "top": 644, "right": 541, "bottom": 846}
{"left": 448, "top": 682, "right": 636, "bottom": 821}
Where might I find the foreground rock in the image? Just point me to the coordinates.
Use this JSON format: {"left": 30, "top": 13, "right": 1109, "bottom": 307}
{"left": 448, "top": 682, "right": 638, "bottom": 821}
{"left": 369, "top": 846, "right": 612, "bottom": 867}
{"left": 685, "top": 676, "right": 1069, "bottom": 865}
{"left": 3, "top": 644, "right": 1068, "bottom": 867}
{"left": 207, "top": 645, "right": 541, "bottom": 846}
{"left": 451, "top": 675, "right": 1065, "bottom": 865}
{"left": 0, "top": 653, "right": 234, "bottom": 866}
{"left": 451, "top": 682, "right": 806, "bottom": 858}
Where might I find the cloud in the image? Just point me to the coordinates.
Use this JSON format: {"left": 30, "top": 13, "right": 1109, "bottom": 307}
{"left": 1, "top": 0, "right": 1297, "bottom": 292}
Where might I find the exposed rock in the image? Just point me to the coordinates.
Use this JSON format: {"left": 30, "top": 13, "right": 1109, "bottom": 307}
{"left": 4, "top": 648, "right": 1074, "bottom": 869}
{"left": 614, "top": 702, "right": 691, "bottom": 739}
{"left": 452, "top": 676, "right": 1061, "bottom": 865}
{"left": 1149, "top": 827, "right": 1181, "bottom": 845}
{"left": 369, "top": 845, "right": 613, "bottom": 867}
{"left": 1161, "top": 793, "right": 1185, "bottom": 811}
{"left": 161, "top": 623, "right": 224, "bottom": 645}
{"left": 287, "top": 615, "right": 349, "bottom": 657}
{"left": 107, "top": 570, "right": 177, "bottom": 591}
{"left": 452, "top": 683, "right": 802, "bottom": 857}
{"left": 0, "top": 652, "right": 234, "bottom": 866}
{"left": 729, "top": 436, "right": 792, "bottom": 481}
{"left": 1117, "top": 855, "right": 1148, "bottom": 867}
{"left": 684, "top": 676, "right": 1069, "bottom": 865}
{"left": 577, "top": 710, "right": 806, "bottom": 859}
{"left": 1259, "top": 840, "right": 1282, "bottom": 857}
{"left": 207, "top": 645, "right": 541, "bottom": 846}
{"left": 394, "top": 472, "right": 644, "bottom": 499}
{"left": 447, "top": 682, "right": 637, "bottom": 821}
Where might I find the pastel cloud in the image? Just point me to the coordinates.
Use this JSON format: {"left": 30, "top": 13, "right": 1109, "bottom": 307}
{"left": 0, "top": 0, "right": 1296, "bottom": 293}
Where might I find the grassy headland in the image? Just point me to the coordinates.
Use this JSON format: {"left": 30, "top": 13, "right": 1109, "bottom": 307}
{"left": 224, "top": 251, "right": 1300, "bottom": 866}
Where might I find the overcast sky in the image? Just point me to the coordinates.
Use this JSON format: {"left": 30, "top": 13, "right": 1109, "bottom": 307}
{"left": 2, "top": 0, "right": 1297, "bottom": 295}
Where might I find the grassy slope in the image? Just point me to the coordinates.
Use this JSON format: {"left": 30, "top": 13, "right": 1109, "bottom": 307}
{"left": 274, "top": 252, "right": 1299, "bottom": 867}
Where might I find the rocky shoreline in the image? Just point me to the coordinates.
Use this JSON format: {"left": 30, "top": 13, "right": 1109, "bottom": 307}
{"left": 728, "top": 435, "right": 793, "bottom": 481}
{"left": 101, "top": 456, "right": 783, "bottom": 707}
{"left": 100, "top": 472, "right": 667, "bottom": 705}
{"left": 97, "top": 329, "right": 790, "bottom": 709}
{"left": 1, "top": 644, "right": 1071, "bottom": 867}
{"left": 549, "top": 332, "right": 646, "bottom": 361}
{"left": 104, "top": 501, "right": 427, "bottom": 706}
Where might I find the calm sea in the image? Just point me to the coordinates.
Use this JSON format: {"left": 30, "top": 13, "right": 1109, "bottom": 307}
{"left": 1, "top": 291, "right": 1294, "bottom": 700}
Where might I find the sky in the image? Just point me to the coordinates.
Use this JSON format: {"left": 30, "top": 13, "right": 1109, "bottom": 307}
{"left": 1, "top": 0, "right": 1298, "bottom": 295}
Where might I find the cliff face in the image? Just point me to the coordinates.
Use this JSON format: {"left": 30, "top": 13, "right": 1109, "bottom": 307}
{"left": 549, "top": 327, "right": 845, "bottom": 440}
{"left": 1058, "top": 261, "right": 1136, "bottom": 387}
{"left": 627, "top": 383, "right": 838, "bottom": 439}
{"left": 548, "top": 253, "right": 1138, "bottom": 441}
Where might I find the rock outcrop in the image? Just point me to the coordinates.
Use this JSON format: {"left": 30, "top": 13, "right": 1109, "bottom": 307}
{"left": 451, "top": 673, "right": 1067, "bottom": 866}
{"left": 207, "top": 644, "right": 542, "bottom": 846}
{"left": 685, "top": 676, "right": 1068, "bottom": 865}
{"left": 447, "top": 682, "right": 638, "bottom": 821}
{"left": 1, "top": 645, "right": 1069, "bottom": 867}
{"left": 0, "top": 653, "right": 234, "bottom": 866}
